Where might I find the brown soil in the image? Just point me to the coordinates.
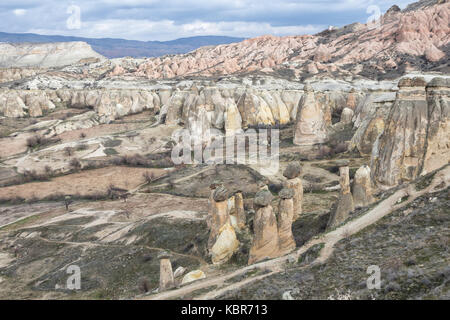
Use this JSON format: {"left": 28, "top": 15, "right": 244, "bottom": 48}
{"left": 0, "top": 166, "right": 167, "bottom": 201}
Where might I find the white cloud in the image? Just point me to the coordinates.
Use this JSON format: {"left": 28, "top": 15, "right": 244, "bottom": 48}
{"left": 13, "top": 9, "right": 27, "bottom": 16}
{"left": 28, "top": 19, "right": 325, "bottom": 41}
{"left": 4, "top": 0, "right": 418, "bottom": 41}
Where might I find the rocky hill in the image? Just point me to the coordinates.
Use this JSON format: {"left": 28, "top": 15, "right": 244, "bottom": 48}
{"left": 0, "top": 33, "right": 245, "bottom": 59}
{"left": 104, "top": 0, "right": 449, "bottom": 80}
{"left": 0, "top": 42, "right": 105, "bottom": 68}
{"left": 0, "top": 0, "right": 448, "bottom": 301}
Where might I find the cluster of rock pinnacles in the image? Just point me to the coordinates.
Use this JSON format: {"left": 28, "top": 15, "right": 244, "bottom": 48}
{"left": 157, "top": 161, "right": 375, "bottom": 292}
{"left": 206, "top": 162, "right": 304, "bottom": 266}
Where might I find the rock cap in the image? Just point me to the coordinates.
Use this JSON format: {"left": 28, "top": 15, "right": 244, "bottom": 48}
{"left": 283, "top": 162, "right": 302, "bottom": 179}
{"left": 254, "top": 190, "right": 273, "bottom": 207}
{"left": 279, "top": 188, "right": 295, "bottom": 199}
{"left": 157, "top": 251, "right": 172, "bottom": 260}
{"left": 213, "top": 185, "right": 229, "bottom": 202}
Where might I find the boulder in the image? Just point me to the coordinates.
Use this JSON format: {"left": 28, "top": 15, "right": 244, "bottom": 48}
{"left": 210, "top": 223, "right": 240, "bottom": 264}
{"left": 340, "top": 107, "right": 354, "bottom": 124}
{"left": 173, "top": 266, "right": 186, "bottom": 278}
{"left": 181, "top": 270, "right": 206, "bottom": 285}
{"left": 283, "top": 162, "right": 302, "bottom": 179}
{"left": 253, "top": 190, "right": 273, "bottom": 207}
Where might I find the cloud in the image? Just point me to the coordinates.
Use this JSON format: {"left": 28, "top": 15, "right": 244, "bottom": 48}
{"left": 13, "top": 9, "right": 27, "bottom": 16}
{"left": 28, "top": 19, "right": 326, "bottom": 41}
{"left": 3, "top": 0, "right": 418, "bottom": 41}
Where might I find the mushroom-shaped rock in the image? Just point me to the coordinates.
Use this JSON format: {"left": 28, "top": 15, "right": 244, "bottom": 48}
{"left": 208, "top": 185, "right": 231, "bottom": 250}
{"left": 277, "top": 188, "right": 296, "bottom": 256}
{"left": 283, "top": 163, "right": 304, "bottom": 220}
{"left": 327, "top": 166, "right": 354, "bottom": 229}
{"left": 213, "top": 185, "right": 229, "bottom": 202}
{"left": 249, "top": 190, "right": 279, "bottom": 264}
{"left": 158, "top": 251, "right": 174, "bottom": 292}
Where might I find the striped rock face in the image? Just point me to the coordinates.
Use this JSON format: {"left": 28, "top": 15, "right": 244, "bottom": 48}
{"left": 371, "top": 77, "right": 450, "bottom": 186}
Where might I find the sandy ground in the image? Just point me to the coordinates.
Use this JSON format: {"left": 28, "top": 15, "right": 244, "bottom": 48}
{"left": 0, "top": 166, "right": 168, "bottom": 201}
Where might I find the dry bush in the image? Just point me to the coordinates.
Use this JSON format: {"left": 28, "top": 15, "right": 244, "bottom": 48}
{"left": 115, "top": 154, "right": 174, "bottom": 168}
{"left": 69, "top": 158, "right": 82, "bottom": 171}
{"left": 26, "top": 135, "right": 55, "bottom": 149}
{"left": 333, "top": 142, "right": 348, "bottom": 154}
{"left": 138, "top": 277, "right": 150, "bottom": 294}
{"left": 318, "top": 145, "right": 332, "bottom": 159}
{"left": 143, "top": 171, "right": 155, "bottom": 183}
{"left": 76, "top": 143, "right": 88, "bottom": 151}
{"left": 64, "top": 146, "right": 75, "bottom": 157}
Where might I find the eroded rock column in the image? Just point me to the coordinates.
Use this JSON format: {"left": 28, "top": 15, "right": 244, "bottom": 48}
{"left": 328, "top": 165, "right": 354, "bottom": 229}
{"left": 283, "top": 162, "right": 303, "bottom": 220}
{"left": 207, "top": 185, "right": 230, "bottom": 250}
{"left": 248, "top": 190, "right": 279, "bottom": 265}
{"left": 371, "top": 77, "right": 428, "bottom": 186}
{"left": 208, "top": 186, "right": 240, "bottom": 265}
{"left": 234, "top": 191, "right": 246, "bottom": 230}
{"left": 158, "top": 251, "right": 174, "bottom": 292}
{"left": 352, "top": 165, "right": 374, "bottom": 208}
{"left": 277, "top": 188, "right": 296, "bottom": 256}
{"left": 294, "top": 84, "right": 328, "bottom": 146}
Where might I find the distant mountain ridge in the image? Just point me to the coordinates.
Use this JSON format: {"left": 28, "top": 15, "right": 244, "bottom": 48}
{"left": 0, "top": 32, "right": 245, "bottom": 58}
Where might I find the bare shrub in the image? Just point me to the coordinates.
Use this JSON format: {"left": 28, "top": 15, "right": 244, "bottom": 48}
{"left": 44, "top": 165, "right": 53, "bottom": 176}
{"left": 318, "top": 145, "right": 332, "bottom": 159}
{"left": 333, "top": 142, "right": 348, "bottom": 154}
{"left": 76, "top": 143, "right": 88, "bottom": 151}
{"left": 26, "top": 135, "right": 56, "bottom": 149}
{"left": 69, "top": 158, "right": 82, "bottom": 171}
{"left": 64, "top": 147, "right": 75, "bottom": 157}
{"left": 138, "top": 277, "right": 150, "bottom": 294}
{"left": 143, "top": 171, "right": 155, "bottom": 183}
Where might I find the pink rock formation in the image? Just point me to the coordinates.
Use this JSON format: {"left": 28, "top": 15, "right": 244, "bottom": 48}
{"left": 105, "top": 2, "right": 449, "bottom": 80}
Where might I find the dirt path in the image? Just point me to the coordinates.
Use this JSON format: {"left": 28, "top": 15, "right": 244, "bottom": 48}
{"left": 142, "top": 166, "right": 450, "bottom": 300}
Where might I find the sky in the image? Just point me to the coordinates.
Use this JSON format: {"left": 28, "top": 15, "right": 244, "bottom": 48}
{"left": 2, "top": 0, "right": 417, "bottom": 41}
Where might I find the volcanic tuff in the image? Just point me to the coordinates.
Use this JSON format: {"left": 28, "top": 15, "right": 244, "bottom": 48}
{"left": 0, "top": 0, "right": 448, "bottom": 301}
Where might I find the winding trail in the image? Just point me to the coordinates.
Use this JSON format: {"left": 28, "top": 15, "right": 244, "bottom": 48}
{"left": 142, "top": 166, "right": 450, "bottom": 300}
